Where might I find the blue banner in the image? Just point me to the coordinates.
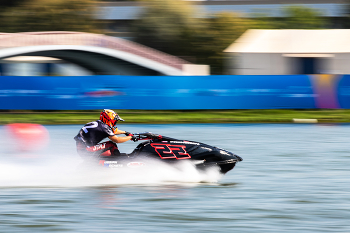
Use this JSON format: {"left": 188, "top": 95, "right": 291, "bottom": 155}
{"left": 0, "top": 74, "right": 326, "bottom": 110}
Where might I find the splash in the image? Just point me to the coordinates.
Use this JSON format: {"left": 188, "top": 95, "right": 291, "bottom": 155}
{"left": 0, "top": 154, "right": 222, "bottom": 188}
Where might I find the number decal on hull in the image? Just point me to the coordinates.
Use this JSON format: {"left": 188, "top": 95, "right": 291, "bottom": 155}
{"left": 150, "top": 143, "right": 191, "bottom": 159}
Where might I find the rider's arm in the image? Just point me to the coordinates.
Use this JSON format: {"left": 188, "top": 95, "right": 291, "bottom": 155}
{"left": 108, "top": 135, "right": 132, "bottom": 143}
{"left": 113, "top": 128, "right": 127, "bottom": 135}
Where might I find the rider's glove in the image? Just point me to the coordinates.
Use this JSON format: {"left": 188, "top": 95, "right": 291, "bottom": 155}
{"left": 125, "top": 132, "right": 133, "bottom": 136}
{"left": 131, "top": 135, "right": 138, "bottom": 142}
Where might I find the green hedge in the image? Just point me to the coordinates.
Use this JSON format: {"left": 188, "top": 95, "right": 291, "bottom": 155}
{"left": 1, "top": 109, "right": 350, "bottom": 125}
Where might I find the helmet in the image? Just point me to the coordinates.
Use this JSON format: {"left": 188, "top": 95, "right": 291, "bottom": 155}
{"left": 100, "top": 109, "right": 124, "bottom": 128}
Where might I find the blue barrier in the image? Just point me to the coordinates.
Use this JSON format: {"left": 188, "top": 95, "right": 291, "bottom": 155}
{"left": 0, "top": 74, "right": 346, "bottom": 110}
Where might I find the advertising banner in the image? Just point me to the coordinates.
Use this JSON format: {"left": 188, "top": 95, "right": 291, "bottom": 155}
{"left": 1, "top": 74, "right": 345, "bottom": 110}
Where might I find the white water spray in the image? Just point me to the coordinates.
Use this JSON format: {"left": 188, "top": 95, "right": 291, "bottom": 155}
{"left": 0, "top": 153, "right": 222, "bottom": 187}
{"left": 0, "top": 125, "right": 223, "bottom": 187}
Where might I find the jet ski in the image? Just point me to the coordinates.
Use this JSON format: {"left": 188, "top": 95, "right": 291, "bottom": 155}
{"left": 96, "top": 132, "right": 242, "bottom": 174}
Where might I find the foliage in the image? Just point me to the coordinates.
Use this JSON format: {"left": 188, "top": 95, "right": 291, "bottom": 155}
{"left": 0, "top": 0, "right": 100, "bottom": 33}
{"left": 132, "top": 2, "right": 328, "bottom": 75}
{"left": 280, "top": 6, "right": 327, "bottom": 29}
{"left": 132, "top": 0, "right": 250, "bottom": 74}
{"left": 132, "top": 0, "right": 203, "bottom": 56}
{"left": 251, "top": 5, "right": 327, "bottom": 29}
{"left": 193, "top": 12, "right": 251, "bottom": 74}
{"left": 1, "top": 109, "right": 350, "bottom": 124}
{"left": 0, "top": 1, "right": 330, "bottom": 74}
{"left": 0, "top": 0, "right": 26, "bottom": 8}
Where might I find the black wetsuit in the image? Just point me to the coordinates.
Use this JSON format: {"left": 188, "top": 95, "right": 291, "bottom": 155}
{"left": 74, "top": 120, "right": 119, "bottom": 157}
{"left": 74, "top": 120, "right": 115, "bottom": 146}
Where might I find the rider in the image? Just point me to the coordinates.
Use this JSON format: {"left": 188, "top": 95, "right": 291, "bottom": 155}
{"left": 74, "top": 109, "right": 137, "bottom": 158}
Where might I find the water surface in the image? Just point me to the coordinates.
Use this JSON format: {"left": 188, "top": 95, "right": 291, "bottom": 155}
{"left": 0, "top": 124, "right": 349, "bottom": 232}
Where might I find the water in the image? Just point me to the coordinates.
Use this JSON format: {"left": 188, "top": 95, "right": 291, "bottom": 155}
{"left": 0, "top": 124, "right": 349, "bottom": 232}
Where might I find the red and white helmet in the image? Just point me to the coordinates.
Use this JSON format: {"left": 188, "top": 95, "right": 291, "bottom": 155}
{"left": 100, "top": 109, "right": 124, "bottom": 128}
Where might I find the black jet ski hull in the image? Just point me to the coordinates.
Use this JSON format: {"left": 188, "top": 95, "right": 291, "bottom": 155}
{"left": 97, "top": 156, "right": 241, "bottom": 175}
{"left": 97, "top": 156, "right": 238, "bottom": 174}
{"left": 195, "top": 159, "right": 238, "bottom": 174}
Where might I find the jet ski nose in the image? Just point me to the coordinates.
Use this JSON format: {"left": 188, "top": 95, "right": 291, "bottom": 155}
{"left": 219, "top": 150, "right": 242, "bottom": 162}
{"left": 228, "top": 152, "right": 242, "bottom": 162}
{"left": 234, "top": 154, "right": 243, "bottom": 162}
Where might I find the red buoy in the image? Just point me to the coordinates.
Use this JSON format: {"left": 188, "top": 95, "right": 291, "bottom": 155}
{"left": 5, "top": 123, "right": 49, "bottom": 153}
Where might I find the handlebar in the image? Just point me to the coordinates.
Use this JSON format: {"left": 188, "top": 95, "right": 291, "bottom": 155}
{"left": 133, "top": 132, "right": 162, "bottom": 141}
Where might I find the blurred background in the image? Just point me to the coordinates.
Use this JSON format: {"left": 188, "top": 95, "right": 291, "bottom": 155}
{"left": 1, "top": 0, "right": 350, "bottom": 112}
{"left": 1, "top": 0, "right": 350, "bottom": 76}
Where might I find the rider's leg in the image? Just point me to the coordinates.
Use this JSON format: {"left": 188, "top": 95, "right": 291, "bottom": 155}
{"left": 76, "top": 141, "right": 91, "bottom": 157}
{"left": 86, "top": 141, "right": 120, "bottom": 157}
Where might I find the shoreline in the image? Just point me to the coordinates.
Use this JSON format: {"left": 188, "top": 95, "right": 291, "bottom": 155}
{"left": 1, "top": 109, "right": 350, "bottom": 125}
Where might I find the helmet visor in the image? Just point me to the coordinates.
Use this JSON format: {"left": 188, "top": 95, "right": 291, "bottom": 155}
{"left": 115, "top": 115, "right": 124, "bottom": 122}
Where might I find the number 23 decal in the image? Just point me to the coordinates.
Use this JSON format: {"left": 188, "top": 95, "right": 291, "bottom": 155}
{"left": 150, "top": 143, "right": 191, "bottom": 159}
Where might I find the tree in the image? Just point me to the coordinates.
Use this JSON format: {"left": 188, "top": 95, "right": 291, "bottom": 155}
{"left": 0, "top": 0, "right": 27, "bottom": 8}
{"left": 133, "top": 2, "right": 327, "bottom": 74}
{"left": 280, "top": 5, "right": 326, "bottom": 29}
{"left": 250, "top": 5, "right": 327, "bottom": 30}
{"left": 344, "top": 1, "right": 349, "bottom": 27}
{"left": 0, "top": 0, "right": 100, "bottom": 33}
{"left": 132, "top": 0, "right": 250, "bottom": 74}
{"left": 132, "top": 0, "right": 203, "bottom": 57}
{"left": 194, "top": 12, "right": 251, "bottom": 74}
